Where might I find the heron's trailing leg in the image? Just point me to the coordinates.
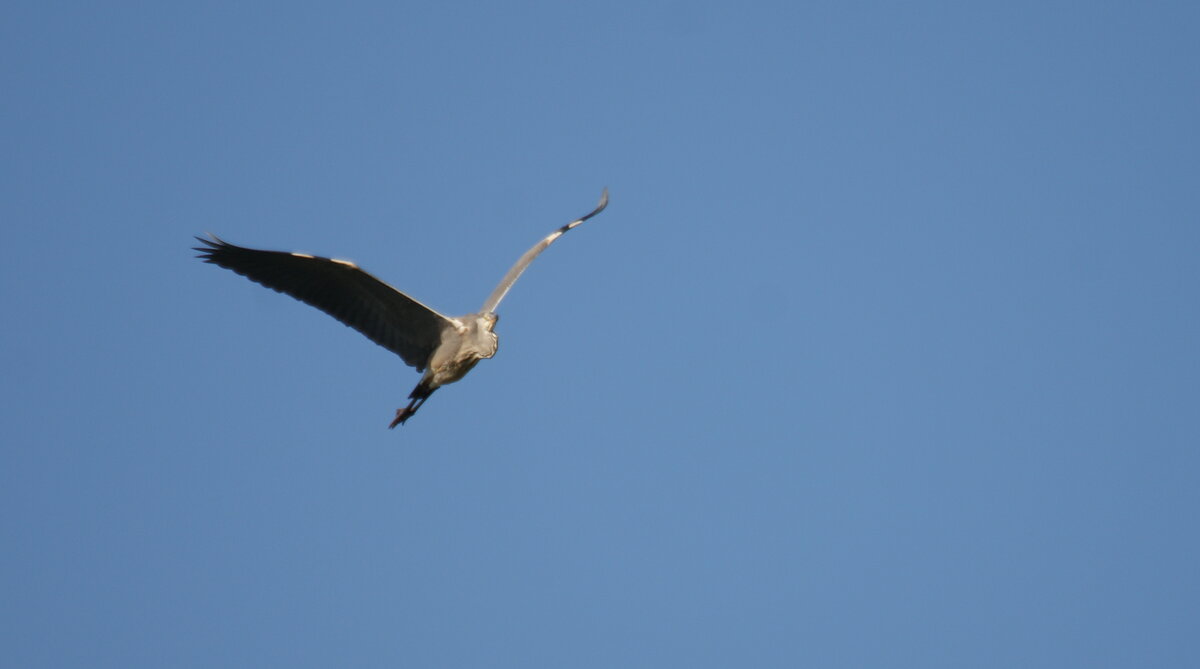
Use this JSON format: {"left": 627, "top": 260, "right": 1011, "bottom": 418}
{"left": 389, "top": 401, "right": 421, "bottom": 428}
{"left": 389, "top": 384, "right": 437, "bottom": 428}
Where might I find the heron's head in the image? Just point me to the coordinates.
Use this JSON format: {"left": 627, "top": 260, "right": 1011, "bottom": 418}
{"left": 480, "top": 311, "right": 499, "bottom": 331}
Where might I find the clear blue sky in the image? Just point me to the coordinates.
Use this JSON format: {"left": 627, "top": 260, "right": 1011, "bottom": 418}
{"left": 3, "top": 2, "right": 1198, "bottom": 666}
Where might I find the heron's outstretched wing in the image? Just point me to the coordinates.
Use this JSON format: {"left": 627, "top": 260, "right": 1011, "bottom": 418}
{"left": 480, "top": 189, "right": 609, "bottom": 313}
{"left": 195, "top": 235, "right": 451, "bottom": 371}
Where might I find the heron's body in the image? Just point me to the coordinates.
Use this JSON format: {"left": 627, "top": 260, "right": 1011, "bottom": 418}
{"left": 393, "top": 312, "right": 499, "bottom": 427}
{"left": 427, "top": 313, "right": 499, "bottom": 387}
{"left": 195, "top": 190, "right": 607, "bottom": 428}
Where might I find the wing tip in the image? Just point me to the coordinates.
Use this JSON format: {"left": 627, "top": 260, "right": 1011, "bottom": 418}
{"left": 581, "top": 188, "right": 609, "bottom": 223}
{"left": 192, "top": 233, "right": 230, "bottom": 261}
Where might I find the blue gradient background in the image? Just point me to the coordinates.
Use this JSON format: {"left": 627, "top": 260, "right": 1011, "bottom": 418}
{"left": 3, "top": 2, "right": 1198, "bottom": 667}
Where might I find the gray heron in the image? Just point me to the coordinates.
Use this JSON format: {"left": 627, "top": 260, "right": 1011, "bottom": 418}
{"left": 195, "top": 189, "right": 609, "bottom": 427}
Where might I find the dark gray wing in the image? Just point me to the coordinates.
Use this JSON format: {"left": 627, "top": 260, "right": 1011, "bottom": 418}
{"left": 194, "top": 235, "right": 451, "bottom": 371}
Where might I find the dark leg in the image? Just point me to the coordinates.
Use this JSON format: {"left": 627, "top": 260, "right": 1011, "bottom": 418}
{"left": 389, "top": 397, "right": 425, "bottom": 428}
{"left": 389, "top": 384, "right": 437, "bottom": 428}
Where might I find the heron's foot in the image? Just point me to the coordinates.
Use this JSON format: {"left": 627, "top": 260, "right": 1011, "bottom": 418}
{"left": 389, "top": 407, "right": 414, "bottom": 429}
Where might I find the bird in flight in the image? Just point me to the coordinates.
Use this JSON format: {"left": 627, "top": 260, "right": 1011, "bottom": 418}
{"left": 195, "top": 189, "right": 609, "bottom": 427}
